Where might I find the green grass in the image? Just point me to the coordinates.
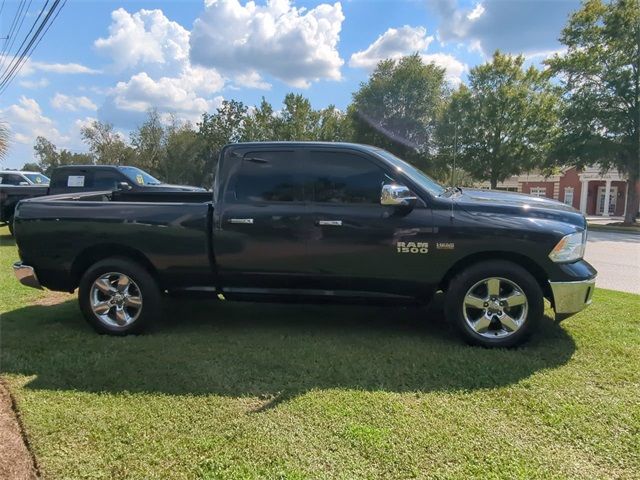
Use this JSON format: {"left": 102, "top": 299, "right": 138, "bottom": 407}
{"left": 1, "top": 226, "right": 639, "bottom": 479}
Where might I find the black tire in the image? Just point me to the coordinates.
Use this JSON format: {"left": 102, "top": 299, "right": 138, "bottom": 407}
{"left": 445, "top": 260, "right": 543, "bottom": 348}
{"left": 78, "top": 257, "right": 161, "bottom": 335}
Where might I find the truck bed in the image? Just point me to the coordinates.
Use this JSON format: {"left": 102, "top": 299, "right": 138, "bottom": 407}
{"left": 14, "top": 190, "right": 214, "bottom": 292}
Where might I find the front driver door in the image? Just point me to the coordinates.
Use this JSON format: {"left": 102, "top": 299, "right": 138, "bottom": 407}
{"left": 303, "top": 148, "right": 435, "bottom": 297}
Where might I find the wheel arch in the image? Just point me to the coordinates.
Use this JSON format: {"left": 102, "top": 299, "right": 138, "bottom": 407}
{"left": 438, "top": 251, "right": 551, "bottom": 299}
{"left": 71, "top": 244, "right": 160, "bottom": 289}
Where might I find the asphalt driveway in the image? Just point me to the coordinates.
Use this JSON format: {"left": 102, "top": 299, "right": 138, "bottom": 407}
{"left": 585, "top": 231, "right": 640, "bottom": 294}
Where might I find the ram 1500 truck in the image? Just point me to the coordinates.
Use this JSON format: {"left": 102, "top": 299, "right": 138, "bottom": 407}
{"left": 12, "top": 142, "right": 597, "bottom": 347}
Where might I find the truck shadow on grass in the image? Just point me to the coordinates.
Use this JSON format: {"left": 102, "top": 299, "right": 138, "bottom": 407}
{"left": 0, "top": 296, "right": 576, "bottom": 403}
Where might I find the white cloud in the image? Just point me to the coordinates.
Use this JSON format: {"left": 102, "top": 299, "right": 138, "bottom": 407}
{"left": 235, "top": 71, "right": 271, "bottom": 90}
{"left": 349, "top": 25, "right": 467, "bottom": 84}
{"left": 19, "top": 78, "right": 49, "bottom": 89}
{"left": 190, "top": 0, "right": 345, "bottom": 88}
{"left": 95, "top": 8, "right": 226, "bottom": 125}
{"left": 0, "top": 96, "right": 67, "bottom": 146}
{"left": 51, "top": 93, "right": 98, "bottom": 112}
{"left": 349, "top": 26, "right": 433, "bottom": 70}
{"left": 95, "top": 8, "right": 190, "bottom": 72}
{"left": 107, "top": 70, "right": 224, "bottom": 122}
{"left": 428, "top": 0, "right": 580, "bottom": 56}
{"left": 20, "top": 60, "right": 100, "bottom": 75}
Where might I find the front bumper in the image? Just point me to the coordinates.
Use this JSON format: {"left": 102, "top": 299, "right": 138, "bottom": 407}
{"left": 13, "top": 262, "right": 43, "bottom": 290}
{"left": 549, "top": 277, "right": 596, "bottom": 318}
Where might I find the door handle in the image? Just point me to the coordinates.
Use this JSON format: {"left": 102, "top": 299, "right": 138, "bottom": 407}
{"left": 228, "top": 218, "right": 254, "bottom": 224}
{"left": 316, "top": 220, "right": 342, "bottom": 226}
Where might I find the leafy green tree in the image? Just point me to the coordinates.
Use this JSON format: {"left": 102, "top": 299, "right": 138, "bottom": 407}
{"left": 317, "top": 105, "right": 352, "bottom": 142}
{"left": 547, "top": 0, "right": 640, "bottom": 223}
{"left": 21, "top": 162, "right": 42, "bottom": 172}
{"left": 242, "top": 98, "right": 277, "bottom": 141}
{"left": 164, "top": 122, "right": 207, "bottom": 187}
{"left": 440, "top": 51, "right": 559, "bottom": 188}
{"left": 130, "top": 109, "right": 167, "bottom": 175}
{"left": 274, "top": 93, "right": 320, "bottom": 140}
{"left": 32, "top": 136, "right": 93, "bottom": 176}
{"left": 197, "top": 100, "right": 248, "bottom": 182}
{"left": 81, "top": 120, "right": 134, "bottom": 165}
{"left": 349, "top": 54, "right": 448, "bottom": 170}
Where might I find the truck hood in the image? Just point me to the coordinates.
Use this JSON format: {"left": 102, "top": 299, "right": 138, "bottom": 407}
{"left": 144, "top": 184, "right": 207, "bottom": 192}
{"left": 453, "top": 188, "right": 586, "bottom": 227}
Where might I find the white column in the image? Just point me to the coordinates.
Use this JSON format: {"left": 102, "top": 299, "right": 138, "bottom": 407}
{"left": 623, "top": 181, "right": 629, "bottom": 218}
{"left": 602, "top": 179, "right": 612, "bottom": 217}
{"left": 579, "top": 180, "right": 589, "bottom": 214}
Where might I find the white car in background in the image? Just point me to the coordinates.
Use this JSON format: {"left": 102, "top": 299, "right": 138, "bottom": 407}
{"left": 0, "top": 170, "right": 50, "bottom": 186}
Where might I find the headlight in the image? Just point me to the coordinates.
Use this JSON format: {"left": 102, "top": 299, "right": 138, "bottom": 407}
{"left": 549, "top": 231, "right": 587, "bottom": 263}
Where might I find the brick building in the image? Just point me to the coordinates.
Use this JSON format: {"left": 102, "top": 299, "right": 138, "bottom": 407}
{"left": 478, "top": 165, "right": 639, "bottom": 218}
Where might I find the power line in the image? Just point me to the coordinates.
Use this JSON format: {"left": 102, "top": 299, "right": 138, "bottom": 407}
{"left": 0, "top": 0, "right": 34, "bottom": 72}
{"left": 0, "top": 0, "right": 65, "bottom": 94}
{"left": 0, "top": 0, "right": 28, "bottom": 68}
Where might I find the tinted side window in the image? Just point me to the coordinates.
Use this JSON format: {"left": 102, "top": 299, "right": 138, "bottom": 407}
{"left": 307, "top": 151, "right": 386, "bottom": 204}
{"left": 0, "top": 174, "right": 24, "bottom": 185}
{"left": 50, "top": 171, "right": 90, "bottom": 189}
{"left": 234, "top": 151, "right": 303, "bottom": 202}
{"left": 93, "top": 171, "right": 122, "bottom": 190}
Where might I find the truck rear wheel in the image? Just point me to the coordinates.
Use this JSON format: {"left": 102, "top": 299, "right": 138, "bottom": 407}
{"left": 444, "top": 260, "right": 543, "bottom": 347}
{"left": 78, "top": 257, "right": 161, "bottom": 335}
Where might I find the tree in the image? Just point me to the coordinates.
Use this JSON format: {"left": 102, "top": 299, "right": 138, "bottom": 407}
{"left": 349, "top": 54, "right": 448, "bottom": 170}
{"left": 317, "top": 105, "right": 352, "bottom": 142}
{"left": 32, "top": 136, "right": 93, "bottom": 176}
{"left": 81, "top": 120, "right": 134, "bottom": 165}
{"left": 440, "top": 51, "right": 559, "bottom": 188}
{"left": 164, "top": 122, "right": 206, "bottom": 187}
{"left": 197, "top": 100, "right": 248, "bottom": 183}
{"left": 130, "top": 109, "right": 167, "bottom": 176}
{"left": 21, "top": 162, "right": 42, "bottom": 172}
{"left": 242, "top": 98, "right": 277, "bottom": 141}
{"left": 547, "top": 0, "right": 640, "bottom": 223}
{"left": 274, "top": 93, "right": 320, "bottom": 140}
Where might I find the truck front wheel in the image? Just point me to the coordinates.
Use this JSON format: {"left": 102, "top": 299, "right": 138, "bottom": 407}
{"left": 78, "top": 257, "right": 161, "bottom": 335}
{"left": 444, "top": 260, "right": 543, "bottom": 347}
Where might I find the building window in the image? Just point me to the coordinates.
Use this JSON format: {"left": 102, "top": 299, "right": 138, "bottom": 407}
{"left": 563, "top": 187, "right": 574, "bottom": 206}
{"left": 530, "top": 187, "right": 546, "bottom": 197}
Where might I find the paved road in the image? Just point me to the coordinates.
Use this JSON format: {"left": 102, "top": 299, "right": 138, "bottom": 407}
{"left": 585, "top": 231, "right": 640, "bottom": 294}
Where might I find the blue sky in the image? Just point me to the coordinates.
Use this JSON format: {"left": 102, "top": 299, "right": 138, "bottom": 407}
{"left": 0, "top": 0, "right": 580, "bottom": 169}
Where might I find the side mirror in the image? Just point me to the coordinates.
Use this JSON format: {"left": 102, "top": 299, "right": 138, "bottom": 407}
{"left": 118, "top": 182, "right": 133, "bottom": 191}
{"left": 381, "top": 184, "right": 417, "bottom": 208}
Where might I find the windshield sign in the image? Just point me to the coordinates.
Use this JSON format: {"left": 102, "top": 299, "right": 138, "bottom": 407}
{"left": 23, "top": 173, "right": 50, "bottom": 185}
{"left": 118, "top": 167, "right": 162, "bottom": 186}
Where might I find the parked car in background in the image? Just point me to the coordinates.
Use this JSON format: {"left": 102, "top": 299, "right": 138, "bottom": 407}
{"left": 48, "top": 165, "right": 207, "bottom": 195}
{"left": 1, "top": 165, "right": 205, "bottom": 234}
{"left": 12, "top": 142, "right": 597, "bottom": 347}
{"left": 0, "top": 170, "right": 50, "bottom": 186}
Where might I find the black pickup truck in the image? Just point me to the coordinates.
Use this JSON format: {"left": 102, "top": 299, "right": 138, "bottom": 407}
{"left": 12, "top": 142, "right": 596, "bottom": 347}
{"left": 1, "top": 165, "right": 204, "bottom": 234}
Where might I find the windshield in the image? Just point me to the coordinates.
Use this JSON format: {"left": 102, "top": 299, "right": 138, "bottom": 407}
{"left": 118, "top": 167, "right": 162, "bottom": 186}
{"left": 23, "top": 173, "right": 50, "bottom": 185}
{"left": 373, "top": 149, "right": 445, "bottom": 197}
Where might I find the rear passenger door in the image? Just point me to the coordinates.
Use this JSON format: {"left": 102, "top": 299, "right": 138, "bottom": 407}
{"left": 214, "top": 149, "right": 315, "bottom": 287}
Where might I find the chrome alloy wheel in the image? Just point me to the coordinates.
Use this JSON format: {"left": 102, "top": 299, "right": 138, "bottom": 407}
{"left": 462, "top": 277, "right": 528, "bottom": 339}
{"left": 89, "top": 272, "right": 143, "bottom": 327}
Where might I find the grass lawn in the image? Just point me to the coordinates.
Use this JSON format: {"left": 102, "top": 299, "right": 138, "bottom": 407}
{"left": 1, "top": 225, "right": 639, "bottom": 479}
